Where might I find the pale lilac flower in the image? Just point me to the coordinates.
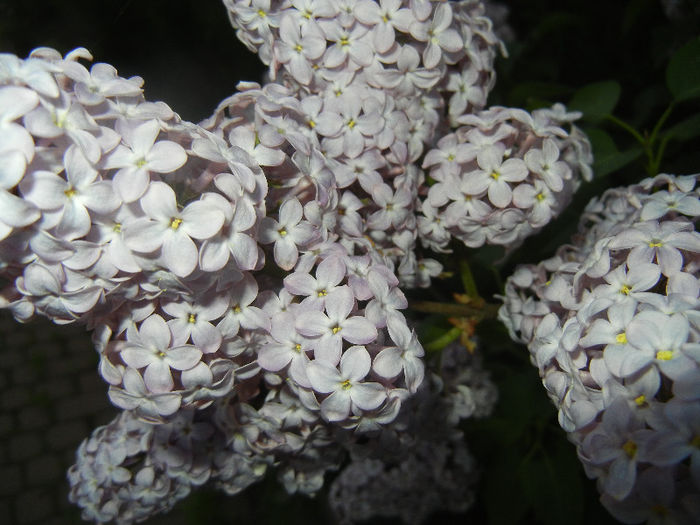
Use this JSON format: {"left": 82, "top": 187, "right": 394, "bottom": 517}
{"left": 295, "top": 286, "right": 378, "bottom": 364}
{"left": 353, "top": 0, "right": 413, "bottom": 53}
{"left": 408, "top": 3, "right": 463, "bottom": 68}
{"left": 120, "top": 314, "right": 202, "bottom": 393}
{"left": 306, "top": 345, "right": 386, "bottom": 421}
{"left": 109, "top": 366, "right": 181, "bottom": 418}
{"left": 275, "top": 15, "right": 326, "bottom": 85}
{"left": 524, "top": 138, "right": 570, "bottom": 192}
{"left": 608, "top": 220, "right": 700, "bottom": 276}
{"left": 103, "top": 119, "right": 187, "bottom": 203}
{"left": 258, "top": 311, "right": 314, "bottom": 388}
{"left": 581, "top": 398, "right": 653, "bottom": 500}
{"left": 0, "top": 86, "right": 39, "bottom": 162}
{"left": 259, "top": 198, "right": 316, "bottom": 270}
{"left": 197, "top": 191, "right": 259, "bottom": 272}
{"left": 20, "top": 145, "right": 120, "bottom": 240}
{"left": 217, "top": 272, "right": 269, "bottom": 337}
{"left": 124, "top": 182, "right": 225, "bottom": 277}
{"left": 0, "top": 150, "right": 39, "bottom": 239}
{"left": 372, "top": 315, "right": 424, "bottom": 392}
{"left": 163, "top": 291, "right": 229, "bottom": 354}
{"left": 284, "top": 254, "right": 346, "bottom": 308}
{"left": 321, "top": 19, "right": 374, "bottom": 70}
{"left": 463, "top": 145, "right": 528, "bottom": 208}
{"left": 23, "top": 91, "right": 102, "bottom": 163}
{"left": 446, "top": 67, "right": 486, "bottom": 118}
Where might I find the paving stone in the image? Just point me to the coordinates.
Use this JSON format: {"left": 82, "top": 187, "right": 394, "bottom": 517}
{"left": 15, "top": 488, "right": 55, "bottom": 523}
{"left": 1, "top": 386, "right": 30, "bottom": 410}
{"left": 57, "top": 393, "right": 111, "bottom": 420}
{"left": 26, "top": 454, "right": 63, "bottom": 485}
{"left": 19, "top": 405, "right": 51, "bottom": 430}
{"left": 46, "top": 420, "right": 89, "bottom": 451}
{"left": 13, "top": 365, "right": 39, "bottom": 385}
{"left": 39, "top": 377, "right": 75, "bottom": 399}
{"left": 0, "top": 413, "right": 14, "bottom": 437}
{"left": 9, "top": 432, "right": 43, "bottom": 462}
{"left": 0, "top": 499, "right": 10, "bottom": 521}
{"left": 0, "top": 465, "right": 22, "bottom": 496}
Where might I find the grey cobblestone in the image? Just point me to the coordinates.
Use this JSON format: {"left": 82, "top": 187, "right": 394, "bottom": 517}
{"left": 46, "top": 420, "right": 89, "bottom": 451}
{"left": 26, "top": 454, "right": 63, "bottom": 485}
{"left": 18, "top": 406, "right": 51, "bottom": 430}
{"left": 0, "top": 465, "right": 23, "bottom": 496}
{"left": 57, "top": 392, "right": 110, "bottom": 420}
{"left": 13, "top": 365, "right": 39, "bottom": 385}
{"left": 39, "top": 377, "right": 75, "bottom": 398}
{"left": 15, "top": 488, "right": 55, "bottom": 523}
{"left": 0, "top": 413, "right": 14, "bottom": 437}
{"left": 1, "top": 386, "right": 30, "bottom": 410}
{"left": 9, "top": 432, "right": 43, "bottom": 462}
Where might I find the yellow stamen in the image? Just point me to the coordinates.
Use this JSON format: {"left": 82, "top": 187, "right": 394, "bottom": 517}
{"left": 170, "top": 218, "right": 182, "bottom": 230}
{"left": 447, "top": 153, "right": 455, "bottom": 161}
{"left": 340, "top": 379, "right": 352, "bottom": 390}
{"left": 340, "top": 37, "right": 350, "bottom": 46}
{"left": 113, "top": 222, "right": 122, "bottom": 233}
{"left": 616, "top": 332, "right": 627, "bottom": 344}
{"left": 649, "top": 241, "right": 663, "bottom": 248}
{"left": 490, "top": 171, "right": 500, "bottom": 180}
{"left": 656, "top": 350, "right": 674, "bottom": 361}
{"left": 308, "top": 119, "right": 316, "bottom": 128}
{"left": 257, "top": 9, "right": 266, "bottom": 17}
{"left": 634, "top": 394, "right": 646, "bottom": 407}
{"left": 622, "top": 440, "right": 637, "bottom": 458}
{"left": 136, "top": 158, "right": 147, "bottom": 168}
{"left": 536, "top": 192, "right": 545, "bottom": 201}
{"left": 278, "top": 228, "right": 288, "bottom": 237}
{"left": 232, "top": 304, "right": 242, "bottom": 314}
{"left": 317, "top": 289, "right": 327, "bottom": 297}
{"left": 157, "top": 351, "right": 167, "bottom": 358}
{"left": 294, "top": 343, "right": 302, "bottom": 353}
{"left": 347, "top": 119, "right": 356, "bottom": 129}
{"left": 188, "top": 313, "right": 197, "bottom": 324}
{"left": 620, "top": 284, "right": 631, "bottom": 295}
{"left": 64, "top": 188, "right": 77, "bottom": 198}
{"left": 295, "top": 44, "right": 303, "bottom": 53}
{"left": 332, "top": 325, "right": 342, "bottom": 334}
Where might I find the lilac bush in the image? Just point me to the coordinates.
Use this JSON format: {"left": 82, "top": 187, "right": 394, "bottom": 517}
{"left": 5, "top": 1, "right": 696, "bottom": 524}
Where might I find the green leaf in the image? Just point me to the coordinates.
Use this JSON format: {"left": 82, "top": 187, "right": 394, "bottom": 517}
{"left": 568, "top": 81, "right": 621, "bottom": 122}
{"left": 662, "top": 112, "right": 700, "bottom": 141}
{"left": 586, "top": 128, "right": 643, "bottom": 177}
{"left": 483, "top": 447, "right": 530, "bottom": 525}
{"left": 666, "top": 37, "right": 700, "bottom": 102}
{"left": 518, "top": 441, "right": 584, "bottom": 525}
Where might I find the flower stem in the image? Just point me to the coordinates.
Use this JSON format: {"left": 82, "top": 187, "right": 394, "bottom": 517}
{"left": 409, "top": 300, "right": 500, "bottom": 319}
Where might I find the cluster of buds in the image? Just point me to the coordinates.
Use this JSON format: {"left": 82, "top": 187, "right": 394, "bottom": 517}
{"left": 0, "top": 0, "right": 594, "bottom": 522}
{"left": 499, "top": 174, "right": 700, "bottom": 522}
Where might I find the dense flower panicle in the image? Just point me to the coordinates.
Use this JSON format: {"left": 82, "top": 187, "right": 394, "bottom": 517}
{"left": 421, "top": 104, "right": 592, "bottom": 251}
{"left": 499, "top": 173, "right": 700, "bottom": 520}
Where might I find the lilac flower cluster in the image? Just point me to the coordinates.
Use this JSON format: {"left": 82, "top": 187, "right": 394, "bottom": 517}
{"left": 328, "top": 342, "right": 497, "bottom": 524}
{"left": 224, "top": 0, "right": 592, "bottom": 279}
{"left": 0, "top": 0, "right": 592, "bottom": 522}
{"left": 499, "top": 174, "right": 700, "bottom": 523}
